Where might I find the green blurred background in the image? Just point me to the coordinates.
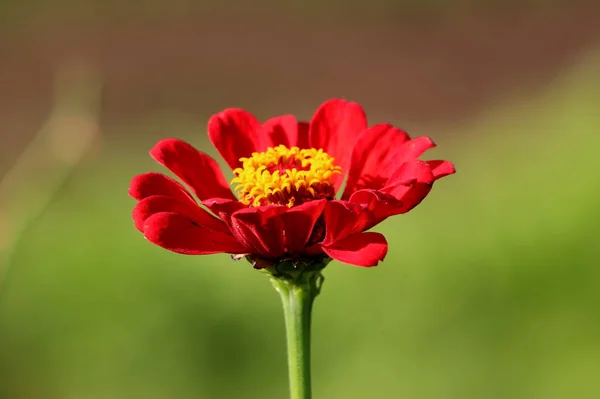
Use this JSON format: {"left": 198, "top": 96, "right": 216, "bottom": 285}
{"left": 1, "top": 1, "right": 600, "bottom": 398}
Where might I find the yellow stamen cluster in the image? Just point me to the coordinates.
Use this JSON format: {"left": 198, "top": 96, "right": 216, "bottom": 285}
{"left": 232, "top": 145, "right": 342, "bottom": 207}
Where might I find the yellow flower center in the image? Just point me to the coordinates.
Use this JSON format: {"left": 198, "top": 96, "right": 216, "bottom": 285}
{"left": 232, "top": 145, "right": 342, "bottom": 207}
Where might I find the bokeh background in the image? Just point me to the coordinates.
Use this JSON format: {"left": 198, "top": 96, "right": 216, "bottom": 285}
{"left": 1, "top": 1, "right": 600, "bottom": 398}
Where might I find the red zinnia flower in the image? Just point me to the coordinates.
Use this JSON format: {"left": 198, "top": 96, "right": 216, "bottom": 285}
{"left": 129, "top": 99, "right": 455, "bottom": 267}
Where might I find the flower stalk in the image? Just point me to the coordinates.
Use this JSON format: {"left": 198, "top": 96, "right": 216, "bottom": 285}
{"left": 267, "top": 261, "right": 327, "bottom": 399}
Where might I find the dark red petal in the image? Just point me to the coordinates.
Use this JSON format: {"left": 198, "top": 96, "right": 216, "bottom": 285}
{"left": 150, "top": 139, "right": 236, "bottom": 201}
{"left": 129, "top": 172, "right": 195, "bottom": 204}
{"left": 263, "top": 115, "right": 298, "bottom": 148}
{"left": 230, "top": 206, "right": 288, "bottom": 258}
{"left": 279, "top": 199, "right": 327, "bottom": 253}
{"left": 322, "top": 200, "right": 370, "bottom": 246}
{"left": 426, "top": 160, "right": 456, "bottom": 180}
{"left": 349, "top": 189, "right": 405, "bottom": 229}
{"left": 342, "top": 123, "right": 410, "bottom": 199}
{"left": 308, "top": 99, "right": 368, "bottom": 190}
{"left": 208, "top": 108, "right": 264, "bottom": 170}
{"left": 304, "top": 243, "right": 326, "bottom": 256}
{"left": 296, "top": 122, "right": 310, "bottom": 149}
{"left": 133, "top": 195, "right": 228, "bottom": 233}
{"left": 322, "top": 232, "right": 387, "bottom": 267}
{"left": 143, "top": 212, "right": 246, "bottom": 255}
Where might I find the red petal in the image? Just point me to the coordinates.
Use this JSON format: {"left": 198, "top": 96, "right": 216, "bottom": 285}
{"left": 389, "top": 184, "right": 433, "bottom": 213}
{"left": 386, "top": 136, "right": 436, "bottom": 170}
{"left": 322, "top": 200, "right": 370, "bottom": 246}
{"left": 230, "top": 206, "right": 288, "bottom": 258}
{"left": 386, "top": 159, "right": 435, "bottom": 186}
{"left": 342, "top": 123, "right": 410, "bottom": 199}
{"left": 202, "top": 198, "right": 247, "bottom": 228}
{"left": 150, "top": 139, "right": 236, "bottom": 201}
{"left": 427, "top": 160, "right": 456, "bottom": 179}
{"left": 381, "top": 160, "right": 435, "bottom": 213}
{"left": 322, "top": 232, "right": 387, "bottom": 267}
{"left": 309, "top": 99, "right": 368, "bottom": 191}
{"left": 263, "top": 115, "right": 298, "bottom": 148}
{"left": 143, "top": 212, "right": 246, "bottom": 255}
{"left": 279, "top": 199, "right": 327, "bottom": 253}
{"left": 208, "top": 108, "right": 264, "bottom": 170}
{"left": 349, "top": 189, "right": 404, "bottom": 229}
{"left": 129, "top": 172, "right": 195, "bottom": 204}
{"left": 133, "top": 195, "right": 228, "bottom": 233}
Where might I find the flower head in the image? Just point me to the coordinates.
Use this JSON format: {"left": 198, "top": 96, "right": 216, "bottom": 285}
{"left": 129, "top": 99, "right": 455, "bottom": 268}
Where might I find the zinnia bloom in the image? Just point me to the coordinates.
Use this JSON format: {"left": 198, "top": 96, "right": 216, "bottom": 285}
{"left": 129, "top": 99, "right": 454, "bottom": 267}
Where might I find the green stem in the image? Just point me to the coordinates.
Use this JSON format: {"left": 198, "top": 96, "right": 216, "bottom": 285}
{"left": 271, "top": 271, "right": 323, "bottom": 399}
